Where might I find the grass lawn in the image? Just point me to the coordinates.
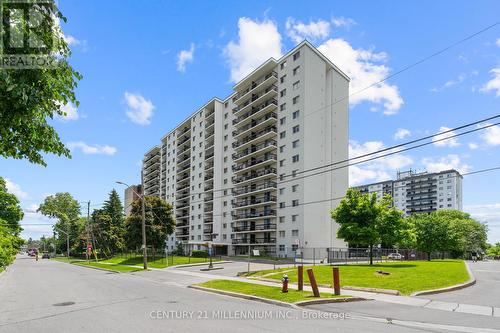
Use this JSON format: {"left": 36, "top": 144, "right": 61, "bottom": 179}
{"left": 197, "top": 280, "right": 348, "bottom": 303}
{"left": 99, "top": 254, "right": 217, "bottom": 269}
{"left": 52, "top": 257, "right": 143, "bottom": 273}
{"left": 245, "top": 260, "right": 469, "bottom": 295}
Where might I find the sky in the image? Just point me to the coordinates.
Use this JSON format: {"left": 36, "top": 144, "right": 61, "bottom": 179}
{"left": 2, "top": 0, "right": 500, "bottom": 243}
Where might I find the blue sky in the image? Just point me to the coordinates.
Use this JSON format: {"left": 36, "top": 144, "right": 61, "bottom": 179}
{"left": 2, "top": 0, "right": 500, "bottom": 242}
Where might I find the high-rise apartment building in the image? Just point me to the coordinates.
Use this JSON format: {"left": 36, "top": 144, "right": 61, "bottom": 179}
{"left": 354, "top": 169, "right": 463, "bottom": 215}
{"left": 142, "top": 41, "right": 349, "bottom": 256}
{"left": 124, "top": 184, "right": 142, "bottom": 217}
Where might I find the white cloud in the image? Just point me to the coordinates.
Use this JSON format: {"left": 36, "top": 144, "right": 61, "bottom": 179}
{"left": 421, "top": 154, "right": 471, "bottom": 174}
{"left": 5, "top": 178, "right": 28, "bottom": 200}
{"left": 464, "top": 202, "right": 500, "bottom": 242}
{"left": 394, "top": 128, "right": 411, "bottom": 140}
{"left": 430, "top": 73, "right": 467, "bottom": 92}
{"left": 176, "top": 43, "right": 195, "bottom": 73}
{"left": 285, "top": 18, "right": 330, "bottom": 44}
{"left": 481, "top": 68, "right": 500, "bottom": 97}
{"left": 468, "top": 142, "right": 479, "bottom": 150}
{"left": 331, "top": 16, "right": 357, "bottom": 28}
{"left": 124, "top": 92, "right": 155, "bottom": 125}
{"left": 349, "top": 140, "right": 413, "bottom": 186}
{"left": 318, "top": 39, "right": 403, "bottom": 115}
{"left": 63, "top": 35, "right": 88, "bottom": 52}
{"left": 432, "top": 126, "right": 460, "bottom": 147}
{"left": 480, "top": 123, "right": 500, "bottom": 146}
{"left": 496, "top": 38, "right": 500, "bottom": 48}
{"left": 224, "top": 17, "right": 282, "bottom": 83}
{"left": 67, "top": 141, "right": 117, "bottom": 155}
{"left": 56, "top": 102, "right": 79, "bottom": 121}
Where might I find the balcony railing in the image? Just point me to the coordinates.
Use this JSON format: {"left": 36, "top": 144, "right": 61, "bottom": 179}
{"left": 233, "top": 98, "right": 278, "bottom": 125}
{"left": 232, "top": 167, "right": 277, "bottom": 184}
{"left": 232, "top": 181, "right": 277, "bottom": 196}
{"left": 232, "top": 112, "right": 277, "bottom": 137}
{"left": 233, "top": 84, "right": 277, "bottom": 113}
{"left": 232, "top": 209, "right": 276, "bottom": 220}
{"left": 232, "top": 140, "right": 277, "bottom": 161}
{"left": 232, "top": 223, "right": 277, "bottom": 232}
{"left": 232, "top": 126, "right": 277, "bottom": 149}
{"left": 232, "top": 153, "right": 276, "bottom": 172}
{"left": 232, "top": 195, "right": 276, "bottom": 208}
{"left": 232, "top": 237, "right": 276, "bottom": 245}
{"left": 234, "top": 71, "right": 278, "bottom": 102}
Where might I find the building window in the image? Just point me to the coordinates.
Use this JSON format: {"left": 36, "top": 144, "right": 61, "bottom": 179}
{"left": 292, "top": 214, "right": 298, "bottom": 222}
{"left": 279, "top": 202, "right": 285, "bottom": 208}
{"left": 292, "top": 185, "right": 298, "bottom": 192}
{"left": 280, "top": 117, "right": 286, "bottom": 125}
{"left": 279, "top": 188, "right": 285, "bottom": 195}
{"left": 293, "top": 51, "right": 300, "bottom": 61}
{"left": 293, "top": 96, "right": 300, "bottom": 104}
{"left": 293, "top": 81, "right": 300, "bottom": 90}
{"left": 280, "top": 145, "right": 286, "bottom": 153}
{"left": 292, "top": 110, "right": 300, "bottom": 119}
{"left": 292, "top": 199, "right": 299, "bottom": 207}
{"left": 279, "top": 216, "right": 285, "bottom": 223}
{"left": 280, "top": 103, "right": 286, "bottom": 111}
{"left": 280, "top": 131, "right": 286, "bottom": 139}
{"left": 280, "top": 61, "right": 287, "bottom": 70}
{"left": 293, "top": 66, "right": 300, "bottom": 76}
{"left": 279, "top": 231, "right": 285, "bottom": 237}
{"left": 292, "top": 244, "right": 298, "bottom": 251}
{"left": 279, "top": 160, "right": 285, "bottom": 167}
{"left": 280, "top": 89, "right": 286, "bottom": 97}
{"left": 292, "top": 155, "right": 299, "bottom": 163}
{"left": 279, "top": 244, "right": 285, "bottom": 251}
{"left": 280, "top": 75, "right": 286, "bottom": 83}
{"left": 292, "top": 230, "right": 299, "bottom": 237}
{"left": 292, "top": 140, "right": 299, "bottom": 148}
{"left": 293, "top": 125, "right": 300, "bottom": 133}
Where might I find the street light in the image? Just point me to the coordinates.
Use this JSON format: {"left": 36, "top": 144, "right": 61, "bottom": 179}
{"left": 116, "top": 178, "right": 148, "bottom": 270}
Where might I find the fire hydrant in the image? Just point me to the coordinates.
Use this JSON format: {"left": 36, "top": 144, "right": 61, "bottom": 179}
{"left": 282, "top": 274, "right": 289, "bottom": 293}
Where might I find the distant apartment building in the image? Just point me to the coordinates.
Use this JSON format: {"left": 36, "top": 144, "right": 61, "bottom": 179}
{"left": 124, "top": 185, "right": 141, "bottom": 217}
{"left": 141, "top": 41, "right": 349, "bottom": 256}
{"left": 354, "top": 169, "right": 463, "bottom": 215}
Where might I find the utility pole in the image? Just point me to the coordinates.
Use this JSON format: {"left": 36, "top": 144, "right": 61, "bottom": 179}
{"left": 66, "top": 222, "right": 70, "bottom": 258}
{"left": 141, "top": 170, "right": 148, "bottom": 270}
{"left": 86, "top": 201, "right": 91, "bottom": 263}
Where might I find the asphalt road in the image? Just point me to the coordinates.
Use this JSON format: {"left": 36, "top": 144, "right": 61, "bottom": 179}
{"left": 417, "top": 260, "right": 500, "bottom": 307}
{"left": 1, "top": 256, "right": 499, "bottom": 333}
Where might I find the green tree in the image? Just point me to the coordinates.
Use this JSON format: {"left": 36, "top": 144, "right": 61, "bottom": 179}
{"left": 0, "top": 1, "right": 82, "bottom": 166}
{"left": 125, "top": 196, "right": 175, "bottom": 252}
{"left": 331, "top": 189, "right": 407, "bottom": 265}
{"left": 486, "top": 242, "right": 500, "bottom": 257}
{"left": 409, "top": 213, "right": 454, "bottom": 260}
{"left": 0, "top": 177, "right": 24, "bottom": 268}
{"left": 38, "top": 193, "right": 81, "bottom": 255}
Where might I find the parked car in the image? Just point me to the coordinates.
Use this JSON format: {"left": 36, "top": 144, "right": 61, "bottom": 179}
{"left": 42, "top": 252, "right": 50, "bottom": 259}
{"left": 387, "top": 253, "right": 402, "bottom": 260}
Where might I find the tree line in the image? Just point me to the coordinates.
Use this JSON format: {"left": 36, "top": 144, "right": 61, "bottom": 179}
{"left": 332, "top": 189, "right": 488, "bottom": 264}
{"left": 37, "top": 190, "right": 175, "bottom": 258}
{"left": 0, "top": 177, "right": 24, "bottom": 269}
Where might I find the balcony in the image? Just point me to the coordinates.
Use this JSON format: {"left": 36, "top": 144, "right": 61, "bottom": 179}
{"left": 204, "top": 184, "right": 214, "bottom": 191}
{"left": 232, "top": 237, "right": 276, "bottom": 245}
{"left": 232, "top": 208, "right": 276, "bottom": 221}
{"left": 233, "top": 112, "right": 277, "bottom": 138}
{"left": 203, "top": 225, "right": 213, "bottom": 234}
{"left": 204, "top": 194, "right": 214, "bottom": 202}
{"left": 177, "top": 127, "right": 191, "bottom": 140}
{"left": 232, "top": 126, "right": 277, "bottom": 150}
{"left": 232, "top": 140, "right": 277, "bottom": 162}
{"left": 233, "top": 153, "right": 277, "bottom": 174}
{"left": 232, "top": 223, "right": 277, "bottom": 232}
{"left": 232, "top": 167, "right": 277, "bottom": 184}
{"left": 233, "top": 98, "right": 278, "bottom": 125}
{"left": 232, "top": 195, "right": 276, "bottom": 208}
{"left": 234, "top": 71, "right": 278, "bottom": 103}
{"left": 233, "top": 181, "right": 277, "bottom": 197}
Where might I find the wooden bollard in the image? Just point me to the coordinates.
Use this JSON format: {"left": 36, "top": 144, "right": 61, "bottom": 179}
{"left": 306, "top": 268, "right": 320, "bottom": 297}
{"left": 332, "top": 266, "right": 340, "bottom": 295}
{"left": 298, "top": 265, "right": 303, "bottom": 291}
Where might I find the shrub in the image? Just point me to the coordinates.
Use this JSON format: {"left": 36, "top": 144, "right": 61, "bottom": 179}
{"left": 191, "top": 250, "right": 208, "bottom": 258}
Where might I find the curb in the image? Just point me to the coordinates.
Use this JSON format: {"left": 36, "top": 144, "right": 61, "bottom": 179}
{"left": 294, "top": 297, "right": 366, "bottom": 306}
{"left": 342, "top": 286, "right": 400, "bottom": 296}
{"left": 170, "top": 261, "right": 232, "bottom": 269}
{"left": 188, "top": 285, "right": 294, "bottom": 308}
{"left": 411, "top": 261, "right": 476, "bottom": 296}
